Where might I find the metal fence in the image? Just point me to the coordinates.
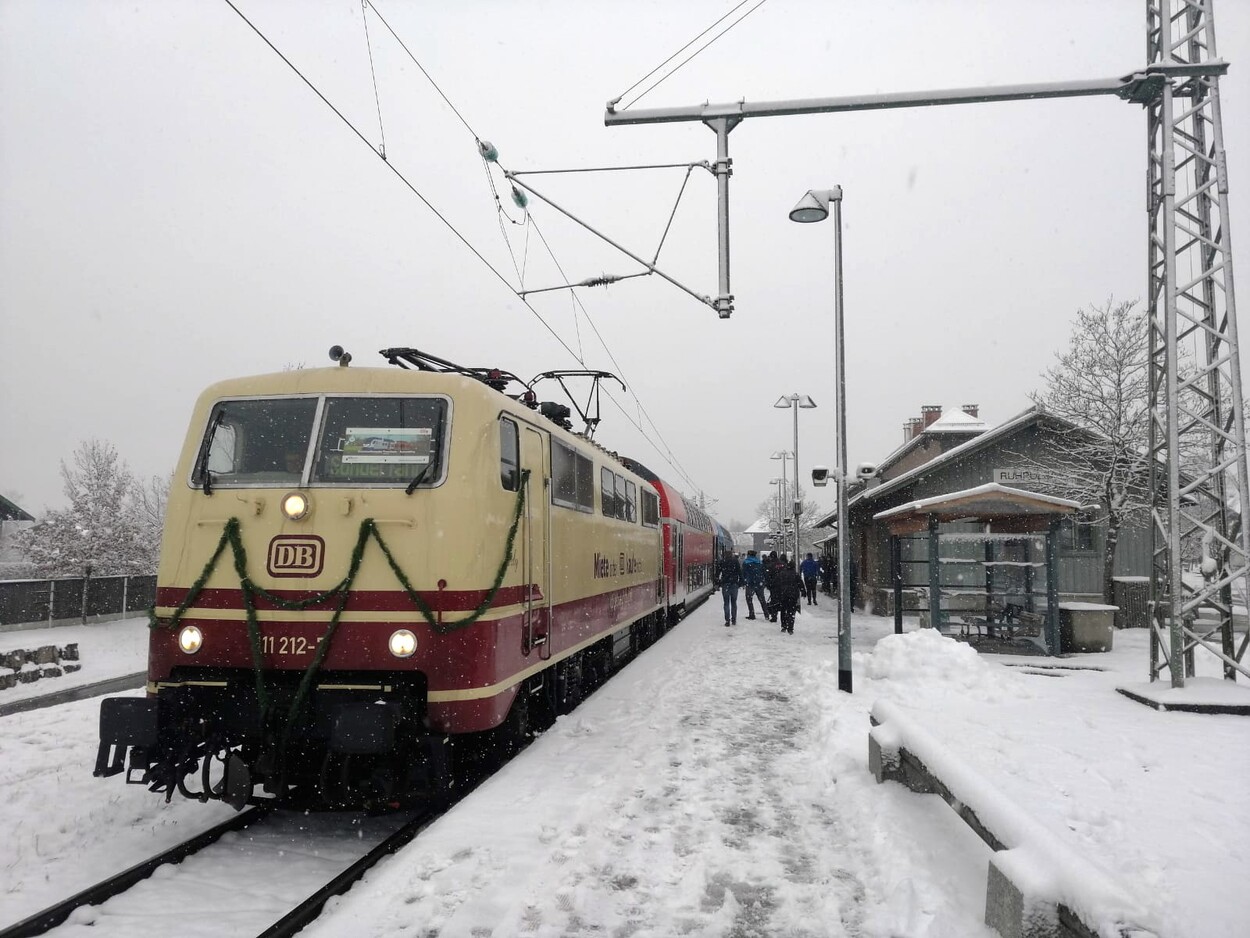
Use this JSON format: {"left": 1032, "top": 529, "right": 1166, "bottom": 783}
{"left": 0, "top": 575, "right": 156, "bottom": 629}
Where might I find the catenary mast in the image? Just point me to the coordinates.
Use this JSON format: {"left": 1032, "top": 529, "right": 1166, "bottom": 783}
{"left": 1146, "top": 0, "right": 1249, "bottom": 686}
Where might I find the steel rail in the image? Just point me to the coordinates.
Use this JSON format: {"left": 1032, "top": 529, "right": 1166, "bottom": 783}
{"left": 255, "top": 809, "right": 438, "bottom": 938}
{"left": 0, "top": 806, "right": 271, "bottom": 938}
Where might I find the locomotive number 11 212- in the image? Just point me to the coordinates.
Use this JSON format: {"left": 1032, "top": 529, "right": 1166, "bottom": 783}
{"left": 262, "top": 634, "right": 320, "bottom": 656}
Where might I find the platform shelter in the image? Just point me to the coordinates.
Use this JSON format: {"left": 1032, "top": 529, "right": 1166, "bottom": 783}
{"left": 873, "top": 484, "right": 1081, "bottom": 655}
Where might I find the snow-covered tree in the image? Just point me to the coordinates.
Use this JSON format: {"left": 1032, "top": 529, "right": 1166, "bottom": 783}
{"left": 1026, "top": 299, "right": 1159, "bottom": 602}
{"left": 20, "top": 440, "right": 154, "bottom": 577}
{"left": 133, "top": 472, "right": 171, "bottom": 572}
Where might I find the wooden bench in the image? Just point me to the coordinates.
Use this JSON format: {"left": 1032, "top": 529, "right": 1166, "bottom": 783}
{"left": 957, "top": 603, "right": 1044, "bottom": 640}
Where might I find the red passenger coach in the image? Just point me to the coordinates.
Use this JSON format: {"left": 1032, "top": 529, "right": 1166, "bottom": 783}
{"left": 621, "top": 460, "right": 717, "bottom": 618}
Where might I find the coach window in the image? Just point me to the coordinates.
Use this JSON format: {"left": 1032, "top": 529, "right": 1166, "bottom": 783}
{"left": 601, "top": 467, "right": 617, "bottom": 518}
{"left": 624, "top": 480, "right": 637, "bottom": 523}
{"left": 641, "top": 489, "right": 659, "bottom": 527}
{"left": 612, "top": 474, "right": 627, "bottom": 520}
{"left": 499, "top": 417, "right": 520, "bottom": 491}
{"left": 552, "top": 440, "right": 594, "bottom": 512}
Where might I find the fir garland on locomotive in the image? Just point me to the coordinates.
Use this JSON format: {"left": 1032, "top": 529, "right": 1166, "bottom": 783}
{"left": 95, "top": 347, "right": 725, "bottom": 810}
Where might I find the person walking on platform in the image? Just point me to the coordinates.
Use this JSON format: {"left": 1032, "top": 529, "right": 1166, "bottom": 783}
{"left": 799, "top": 552, "right": 821, "bottom": 605}
{"left": 741, "top": 549, "right": 767, "bottom": 620}
{"left": 718, "top": 549, "right": 742, "bottom": 626}
{"left": 762, "top": 551, "right": 781, "bottom": 621}
{"left": 773, "top": 561, "right": 803, "bottom": 634}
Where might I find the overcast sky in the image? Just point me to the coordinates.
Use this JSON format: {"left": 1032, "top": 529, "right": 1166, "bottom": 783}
{"left": 3, "top": 0, "right": 1248, "bottom": 526}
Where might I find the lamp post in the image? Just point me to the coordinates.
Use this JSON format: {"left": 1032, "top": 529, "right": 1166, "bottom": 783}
{"left": 770, "top": 451, "right": 791, "bottom": 554}
{"left": 769, "top": 476, "right": 786, "bottom": 548}
{"left": 775, "top": 394, "right": 816, "bottom": 562}
{"left": 790, "top": 185, "right": 851, "bottom": 694}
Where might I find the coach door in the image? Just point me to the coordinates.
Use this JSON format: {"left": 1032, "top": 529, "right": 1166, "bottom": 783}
{"left": 521, "top": 427, "right": 552, "bottom": 658}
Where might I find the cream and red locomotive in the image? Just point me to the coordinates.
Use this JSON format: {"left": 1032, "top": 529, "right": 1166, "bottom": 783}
{"left": 96, "top": 348, "right": 722, "bottom": 809}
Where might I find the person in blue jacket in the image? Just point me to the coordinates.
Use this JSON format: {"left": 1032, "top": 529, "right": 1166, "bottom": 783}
{"left": 799, "top": 552, "right": 821, "bottom": 605}
{"left": 717, "top": 549, "right": 742, "bottom": 626}
{"left": 740, "top": 549, "right": 767, "bottom": 620}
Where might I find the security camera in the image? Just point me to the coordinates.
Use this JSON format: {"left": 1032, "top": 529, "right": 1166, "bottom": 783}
{"left": 856, "top": 462, "right": 878, "bottom": 480}
{"left": 811, "top": 465, "right": 830, "bottom": 487}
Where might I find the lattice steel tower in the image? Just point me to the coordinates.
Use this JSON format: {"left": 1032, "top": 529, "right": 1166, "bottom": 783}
{"left": 1147, "top": 0, "right": 1249, "bottom": 686}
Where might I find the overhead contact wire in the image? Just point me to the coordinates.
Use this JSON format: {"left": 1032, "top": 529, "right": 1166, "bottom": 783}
{"left": 527, "top": 217, "right": 701, "bottom": 494}
{"left": 612, "top": 0, "right": 754, "bottom": 109}
{"left": 623, "top": 0, "right": 771, "bottom": 110}
{"left": 360, "top": 0, "right": 387, "bottom": 158}
{"left": 226, "top": 0, "right": 709, "bottom": 500}
{"left": 364, "top": 0, "right": 479, "bottom": 140}
{"left": 220, "top": 0, "right": 581, "bottom": 366}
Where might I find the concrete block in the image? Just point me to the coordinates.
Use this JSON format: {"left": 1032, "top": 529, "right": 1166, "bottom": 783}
{"left": 986, "top": 859, "right": 1062, "bottom": 938}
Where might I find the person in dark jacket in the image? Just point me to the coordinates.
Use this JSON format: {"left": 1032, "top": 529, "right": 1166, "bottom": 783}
{"left": 762, "top": 551, "right": 781, "bottom": 622}
{"left": 717, "top": 549, "right": 742, "bottom": 626}
{"left": 772, "top": 561, "right": 803, "bottom": 634}
{"left": 740, "top": 549, "right": 767, "bottom": 620}
{"left": 799, "top": 552, "right": 821, "bottom": 605}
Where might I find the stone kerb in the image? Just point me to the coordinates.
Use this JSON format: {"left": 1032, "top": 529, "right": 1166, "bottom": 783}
{"left": 869, "top": 700, "right": 1155, "bottom": 938}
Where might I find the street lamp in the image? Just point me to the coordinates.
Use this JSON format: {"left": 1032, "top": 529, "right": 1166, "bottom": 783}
{"left": 775, "top": 393, "right": 816, "bottom": 562}
{"left": 769, "top": 451, "right": 791, "bottom": 551}
{"left": 790, "top": 185, "right": 851, "bottom": 694}
{"left": 769, "top": 476, "right": 786, "bottom": 546}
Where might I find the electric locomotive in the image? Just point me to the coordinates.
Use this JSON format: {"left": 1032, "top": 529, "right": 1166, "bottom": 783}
{"left": 95, "top": 347, "right": 719, "bottom": 810}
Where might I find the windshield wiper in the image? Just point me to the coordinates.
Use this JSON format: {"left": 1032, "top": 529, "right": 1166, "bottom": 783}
{"left": 405, "top": 464, "right": 431, "bottom": 496}
{"left": 197, "top": 408, "right": 226, "bottom": 497}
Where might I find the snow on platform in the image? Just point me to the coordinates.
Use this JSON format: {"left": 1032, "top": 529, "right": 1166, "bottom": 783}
{"left": 1117, "top": 676, "right": 1250, "bottom": 715}
{"left": 1, "top": 605, "right": 1246, "bottom": 937}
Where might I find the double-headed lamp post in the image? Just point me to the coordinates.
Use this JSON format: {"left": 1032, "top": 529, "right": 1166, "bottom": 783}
{"left": 769, "top": 451, "right": 791, "bottom": 552}
{"left": 790, "top": 185, "right": 851, "bottom": 694}
{"left": 774, "top": 395, "right": 816, "bottom": 563}
{"left": 769, "top": 476, "right": 786, "bottom": 547}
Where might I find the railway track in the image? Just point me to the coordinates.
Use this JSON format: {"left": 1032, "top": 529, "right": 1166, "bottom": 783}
{"left": 0, "top": 805, "right": 437, "bottom": 938}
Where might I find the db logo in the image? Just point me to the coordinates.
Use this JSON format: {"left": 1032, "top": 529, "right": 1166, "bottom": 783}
{"left": 267, "top": 536, "right": 325, "bottom": 578}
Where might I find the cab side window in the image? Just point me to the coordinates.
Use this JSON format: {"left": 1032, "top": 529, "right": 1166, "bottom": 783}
{"left": 601, "top": 466, "right": 617, "bottom": 517}
{"left": 500, "top": 417, "right": 520, "bottom": 491}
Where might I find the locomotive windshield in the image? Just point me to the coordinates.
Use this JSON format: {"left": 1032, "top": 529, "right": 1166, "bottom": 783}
{"left": 193, "top": 395, "right": 447, "bottom": 489}
{"left": 196, "top": 397, "right": 318, "bottom": 487}
{"left": 313, "top": 396, "right": 447, "bottom": 486}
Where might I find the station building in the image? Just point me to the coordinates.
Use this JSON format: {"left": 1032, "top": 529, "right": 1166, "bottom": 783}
{"left": 811, "top": 404, "right": 1152, "bottom": 624}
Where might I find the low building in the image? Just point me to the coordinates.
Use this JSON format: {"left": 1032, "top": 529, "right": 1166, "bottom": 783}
{"left": 812, "top": 404, "right": 1151, "bottom": 619}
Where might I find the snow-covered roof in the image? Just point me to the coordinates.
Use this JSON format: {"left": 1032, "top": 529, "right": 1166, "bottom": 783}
{"left": 925, "top": 408, "right": 987, "bottom": 433}
{"left": 742, "top": 516, "right": 773, "bottom": 534}
{"left": 813, "top": 406, "right": 1090, "bottom": 529}
{"left": 872, "top": 482, "right": 1081, "bottom": 522}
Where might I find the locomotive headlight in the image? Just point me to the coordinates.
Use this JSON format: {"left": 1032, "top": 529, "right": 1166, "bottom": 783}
{"left": 281, "top": 492, "right": 310, "bottom": 521}
{"left": 388, "top": 629, "right": 417, "bottom": 658}
{"left": 178, "top": 625, "right": 204, "bottom": 655}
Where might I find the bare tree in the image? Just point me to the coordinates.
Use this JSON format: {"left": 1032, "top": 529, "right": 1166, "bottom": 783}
{"left": 20, "top": 440, "right": 153, "bottom": 577}
{"left": 1028, "top": 299, "right": 1155, "bottom": 602}
{"left": 755, "top": 483, "right": 823, "bottom": 555}
{"left": 133, "top": 472, "right": 171, "bottom": 572}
